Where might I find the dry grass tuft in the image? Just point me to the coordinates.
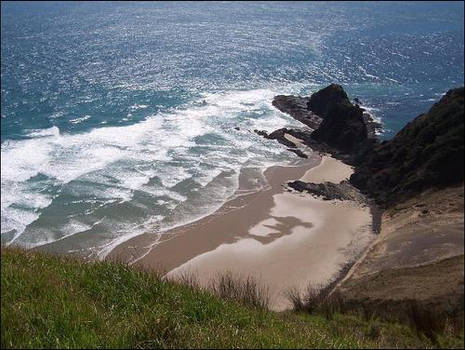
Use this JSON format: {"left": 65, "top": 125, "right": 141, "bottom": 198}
{"left": 209, "top": 271, "right": 270, "bottom": 309}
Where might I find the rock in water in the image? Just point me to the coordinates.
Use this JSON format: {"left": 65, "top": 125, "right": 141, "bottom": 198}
{"left": 307, "top": 83, "right": 351, "bottom": 118}
{"left": 254, "top": 128, "right": 308, "bottom": 158}
{"left": 272, "top": 95, "right": 322, "bottom": 130}
{"left": 272, "top": 84, "right": 380, "bottom": 156}
{"left": 311, "top": 100, "right": 368, "bottom": 155}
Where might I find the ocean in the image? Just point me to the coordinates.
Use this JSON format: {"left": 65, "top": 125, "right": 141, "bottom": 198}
{"left": 1, "top": 1, "right": 463, "bottom": 258}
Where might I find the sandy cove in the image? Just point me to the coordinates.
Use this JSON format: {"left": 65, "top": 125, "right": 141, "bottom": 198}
{"left": 110, "top": 151, "right": 375, "bottom": 311}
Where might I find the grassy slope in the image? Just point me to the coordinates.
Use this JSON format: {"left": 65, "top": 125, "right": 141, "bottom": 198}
{"left": 1, "top": 248, "right": 462, "bottom": 349}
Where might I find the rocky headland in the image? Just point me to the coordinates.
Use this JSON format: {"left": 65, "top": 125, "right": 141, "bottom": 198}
{"left": 351, "top": 87, "right": 464, "bottom": 206}
{"left": 268, "top": 84, "right": 463, "bottom": 208}
{"left": 266, "top": 83, "right": 464, "bottom": 330}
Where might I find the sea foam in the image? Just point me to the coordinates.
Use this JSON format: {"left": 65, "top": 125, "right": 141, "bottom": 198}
{"left": 1, "top": 87, "right": 303, "bottom": 256}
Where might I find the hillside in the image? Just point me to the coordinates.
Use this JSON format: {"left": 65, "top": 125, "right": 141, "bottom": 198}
{"left": 268, "top": 84, "right": 464, "bottom": 338}
{"left": 2, "top": 247, "right": 462, "bottom": 349}
{"left": 335, "top": 185, "right": 464, "bottom": 336}
{"left": 351, "top": 87, "right": 464, "bottom": 206}
{"left": 333, "top": 88, "right": 464, "bottom": 330}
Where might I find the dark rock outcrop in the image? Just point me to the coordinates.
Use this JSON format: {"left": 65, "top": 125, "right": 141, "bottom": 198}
{"left": 272, "top": 84, "right": 381, "bottom": 158}
{"left": 271, "top": 84, "right": 464, "bottom": 207}
{"left": 254, "top": 129, "right": 270, "bottom": 139}
{"left": 361, "top": 111, "right": 383, "bottom": 139}
{"left": 307, "top": 83, "right": 351, "bottom": 118}
{"left": 254, "top": 128, "right": 296, "bottom": 148}
{"left": 272, "top": 95, "right": 322, "bottom": 130}
{"left": 351, "top": 87, "right": 464, "bottom": 206}
{"left": 311, "top": 101, "right": 369, "bottom": 155}
{"left": 253, "top": 128, "right": 308, "bottom": 158}
{"left": 287, "top": 180, "right": 365, "bottom": 202}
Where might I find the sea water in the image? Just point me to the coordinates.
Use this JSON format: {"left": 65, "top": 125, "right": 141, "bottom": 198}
{"left": 1, "top": 2, "right": 463, "bottom": 258}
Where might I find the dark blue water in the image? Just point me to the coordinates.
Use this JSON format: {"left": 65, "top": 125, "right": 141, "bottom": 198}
{"left": 1, "top": 1, "right": 463, "bottom": 257}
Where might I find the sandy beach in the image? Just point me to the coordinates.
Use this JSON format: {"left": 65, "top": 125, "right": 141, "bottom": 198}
{"left": 110, "top": 149, "right": 375, "bottom": 310}
{"left": 300, "top": 155, "right": 354, "bottom": 184}
{"left": 109, "top": 154, "right": 321, "bottom": 268}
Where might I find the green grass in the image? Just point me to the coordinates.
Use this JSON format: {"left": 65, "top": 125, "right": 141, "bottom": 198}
{"left": 1, "top": 247, "right": 463, "bottom": 349}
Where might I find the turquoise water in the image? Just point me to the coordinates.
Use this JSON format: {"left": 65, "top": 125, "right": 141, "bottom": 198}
{"left": 1, "top": 2, "right": 463, "bottom": 257}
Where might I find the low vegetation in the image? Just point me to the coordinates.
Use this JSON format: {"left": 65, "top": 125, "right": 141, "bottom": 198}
{"left": 2, "top": 247, "right": 463, "bottom": 349}
{"left": 285, "top": 281, "right": 464, "bottom": 347}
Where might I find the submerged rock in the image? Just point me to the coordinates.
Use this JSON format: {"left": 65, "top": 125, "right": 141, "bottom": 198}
{"left": 254, "top": 128, "right": 308, "bottom": 158}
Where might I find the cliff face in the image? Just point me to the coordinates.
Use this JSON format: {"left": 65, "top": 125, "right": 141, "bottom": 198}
{"left": 351, "top": 87, "right": 464, "bottom": 206}
{"left": 336, "top": 88, "right": 464, "bottom": 328}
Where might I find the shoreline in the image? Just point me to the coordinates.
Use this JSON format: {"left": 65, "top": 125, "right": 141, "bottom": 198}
{"left": 108, "top": 154, "right": 321, "bottom": 267}
{"left": 109, "top": 150, "right": 376, "bottom": 311}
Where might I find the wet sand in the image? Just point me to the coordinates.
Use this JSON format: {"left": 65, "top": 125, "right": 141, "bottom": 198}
{"left": 109, "top": 154, "right": 321, "bottom": 268}
{"left": 110, "top": 151, "right": 375, "bottom": 311}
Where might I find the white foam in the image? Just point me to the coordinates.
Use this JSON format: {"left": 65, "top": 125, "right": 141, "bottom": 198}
{"left": 357, "top": 66, "right": 380, "bottom": 80}
{"left": 21, "top": 217, "right": 106, "bottom": 249}
{"left": 194, "top": 168, "right": 223, "bottom": 187}
{"left": 385, "top": 77, "right": 400, "bottom": 84}
{"left": 97, "top": 215, "right": 164, "bottom": 259}
{"left": 69, "top": 115, "right": 91, "bottom": 124}
{"left": 156, "top": 166, "right": 192, "bottom": 188}
{"left": 1, "top": 86, "right": 308, "bottom": 253}
{"left": 1, "top": 207, "right": 39, "bottom": 244}
{"left": 139, "top": 186, "right": 187, "bottom": 203}
{"left": 27, "top": 126, "right": 61, "bottom": 138}
{"left": 129, "top": 104, "right": 149, "bottom": 111}
{"left": 361, "top": 105, "right": 383, "bottom": 125}
{"left": 61, "top": 219, "right": 92, "bottom": 239}
{"left": 50, "top": 111, "right": 65, "bottom": 119}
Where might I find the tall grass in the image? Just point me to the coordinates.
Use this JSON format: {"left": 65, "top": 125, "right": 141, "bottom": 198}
{"left": 167, "top": 270, "right": 270, "bottom": 309}
{"left": 209, "top": 271, "right": 270, "bottom": 309}
{"left": 2, "top": 247, "right": 463, "bottom": 349}
{"left": 287, "top": 281, "right": 464, "bottom": 344}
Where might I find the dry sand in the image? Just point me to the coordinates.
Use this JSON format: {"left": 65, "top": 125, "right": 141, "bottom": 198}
{"left": 300, "top": 155, "right": 354, "bottom": 184}
{"left": 168, "top": 191, "right": 373, "bottom": 310}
